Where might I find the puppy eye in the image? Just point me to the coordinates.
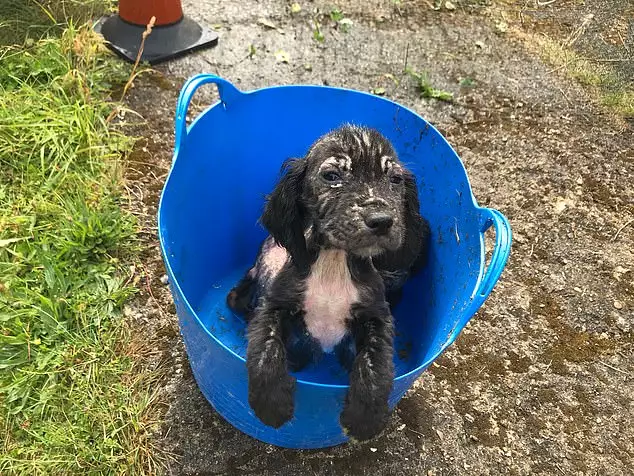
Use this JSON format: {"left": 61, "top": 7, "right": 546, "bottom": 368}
{"left": 390, "top": 175, "right": 403, "bottom": 185}
{"left": 322, "top": 171, "right": 342, "bottom": 182}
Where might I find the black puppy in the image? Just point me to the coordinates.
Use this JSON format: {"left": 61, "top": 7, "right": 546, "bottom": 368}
{"left": 227, "top": 124, "right": 430, "bottom": 441}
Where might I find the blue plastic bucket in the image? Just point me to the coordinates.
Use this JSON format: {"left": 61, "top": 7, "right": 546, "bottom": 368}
{"left": 158, "top": 74, "right": 512, "bottom": 449}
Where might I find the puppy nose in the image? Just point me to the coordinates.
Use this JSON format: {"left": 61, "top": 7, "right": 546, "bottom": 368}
{"left": 364, "top": 212, "right": 394, "bottom": 234}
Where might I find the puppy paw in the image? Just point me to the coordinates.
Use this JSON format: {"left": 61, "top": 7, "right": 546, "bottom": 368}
{"left": 340, "top": 397, "right": 390, "bottom": 441}
{"left": 248, "top": 372, "right": 296, "bottom": 428}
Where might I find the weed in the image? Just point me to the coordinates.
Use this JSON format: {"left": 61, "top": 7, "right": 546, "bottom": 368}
{"left": 460, "top": 77, "right": 476, "bottom": 87}
{"left": 329, "top": 8, "right": 352, "bottom": 32}
{"left": 311, "top": 7, "right": 352, "bottom": 42}
{"left": 329, "top": 8, "right": 345, "bottom": 22}
{"left": 313, "top": 20, "right": 325, "bottom": 42}
{"left": 406, "top": 68, "right": 454, "bottom": 102}
{"left": 337, "top": 18, "right": 353, "bottom": 33}
{"left": 0, "top": 19, "right": 164, "bottom": 476}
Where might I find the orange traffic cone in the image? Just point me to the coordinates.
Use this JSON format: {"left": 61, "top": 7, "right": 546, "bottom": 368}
{"left": 94, "top": 0, "right": 218, "bottom": 64}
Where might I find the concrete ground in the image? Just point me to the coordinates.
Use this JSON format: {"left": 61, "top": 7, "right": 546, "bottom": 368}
{"left": 121, "top": 1, "right": 633, "bottom": 474}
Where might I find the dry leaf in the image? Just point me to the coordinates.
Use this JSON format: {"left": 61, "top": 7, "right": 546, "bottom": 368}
{"left": 496, "top": 20, "right": 508, "bottom": 33}
{"left": 258, "top": 18, "right": 278, "bottom": 29}
{"left": 258, "top": 18, "right": 284, "bottom": 33}
{"left": 275, "top": 50, "right": 290, "bottom": 63}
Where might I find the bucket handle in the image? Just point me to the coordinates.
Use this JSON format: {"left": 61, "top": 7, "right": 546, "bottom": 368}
{"left": 447, "top": 207, "right": 512, "bottom": 344}
{"left": 473, "top": 208, "right": 512, "bottom": 303}
{"left": 174, "top": 74, "right": 243, "bottom": 153}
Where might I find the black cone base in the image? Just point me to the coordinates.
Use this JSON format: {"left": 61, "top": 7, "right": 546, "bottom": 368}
{"left": 94, "top": 15, "right": 218, "bottom": 65}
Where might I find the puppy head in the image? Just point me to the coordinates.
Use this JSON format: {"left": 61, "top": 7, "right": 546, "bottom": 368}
{"left": 262, "top": 125, "right": 422, "bottom": 263}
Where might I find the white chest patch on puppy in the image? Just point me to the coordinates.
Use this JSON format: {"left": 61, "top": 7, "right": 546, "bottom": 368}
{"left": 303, "top": 249, "right": 359, "bottom": 352}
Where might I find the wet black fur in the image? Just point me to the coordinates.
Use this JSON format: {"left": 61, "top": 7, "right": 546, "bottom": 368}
{"left": 227, "top": 125, "right": 430, "bottom": 441}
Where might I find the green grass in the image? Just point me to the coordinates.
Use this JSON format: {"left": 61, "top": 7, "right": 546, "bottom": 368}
{"left": 328, "top": 8, "right": 352, "bottom": 33}
{"left": 0, "top": 20, "right": 164, "bottom": 476}
{"left": 0, "top": 0, "right": 114, "bottom": 45}
{"left": 459, "top": 77, "right": 476, "bottom": 88}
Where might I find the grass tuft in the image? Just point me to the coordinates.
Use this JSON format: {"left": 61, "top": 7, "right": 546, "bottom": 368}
{"left": 0, "top": 20, "right": 164, "bottom": 476}
{"left": 0, "top": 0, "right": 115, "bottom": 45}
{"left": 536, "top": 37, "right": 606, "bottom": 87}
{"left": 602, "top": 90, "right": 634, "bottom": 117}
{"left": 533, "top": 35, "right": 634, "bottom": 119}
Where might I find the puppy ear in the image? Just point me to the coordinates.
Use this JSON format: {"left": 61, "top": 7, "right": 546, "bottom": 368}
{"left": 261, "top": 158, "right": 309, "bottom": 267}
{"left": 402, "top": 171, "right": 430, "bottom": 273}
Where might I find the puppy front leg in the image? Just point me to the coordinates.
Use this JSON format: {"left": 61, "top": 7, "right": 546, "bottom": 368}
{"left": 340, "top": 303, "right": 395, "bottom": 441}
{"left": 246, "top": 305, "right": 296, "bottom": 428}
